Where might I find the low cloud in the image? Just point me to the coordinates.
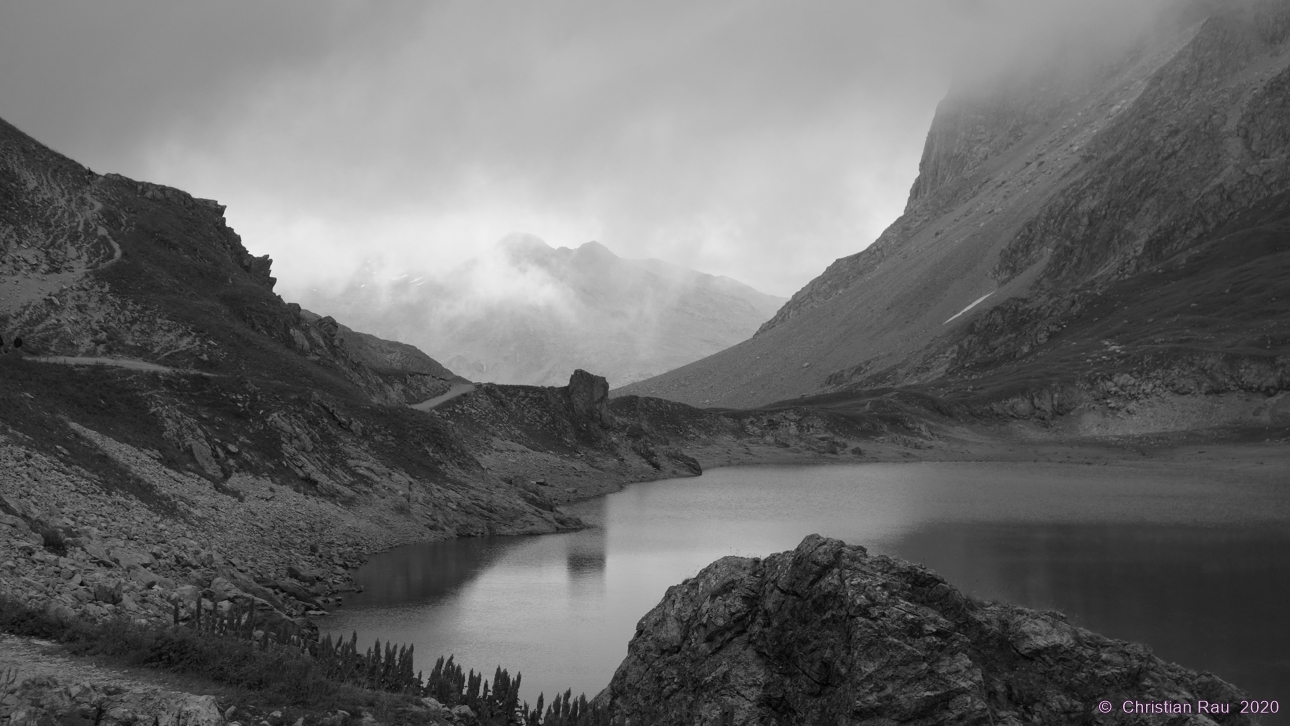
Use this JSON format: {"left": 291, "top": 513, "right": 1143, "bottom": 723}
{"left": 1, "top": 0, "right": 1173, "bottom": 299}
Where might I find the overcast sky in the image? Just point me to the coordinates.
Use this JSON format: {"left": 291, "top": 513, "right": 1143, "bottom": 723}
{"left": 0, "top": 1, "right": 1157, "bottom": 298}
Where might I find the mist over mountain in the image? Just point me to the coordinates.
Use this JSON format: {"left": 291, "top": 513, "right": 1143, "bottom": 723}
{"left": 620, "top": 0, "right": 1290, "bottom": 430}
{"left": 4, "top": 2, "right": 1289, "bottom": 720}
{"left": 292, "top": 236, "right": 785, "bottom": 387}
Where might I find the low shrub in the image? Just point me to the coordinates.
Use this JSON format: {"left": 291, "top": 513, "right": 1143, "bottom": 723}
{"left": 0, "top": 593, "right": 614, "bottom": 725}
{"left": 38, "top": 526, "right": 67, "bottom": 555}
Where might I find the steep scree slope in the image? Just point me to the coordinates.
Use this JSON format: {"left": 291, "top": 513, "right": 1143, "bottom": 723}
{"left": 619, "top": 1, "right": 1290, "bottom": 425}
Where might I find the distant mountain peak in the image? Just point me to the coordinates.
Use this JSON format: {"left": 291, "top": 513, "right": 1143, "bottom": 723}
{"left": 295, "top": 235, "right": 787, "bottom": 387}
{"left": 572, "top": 240, "right": 618, "bottom": 260}
{"left": 493, "top": 232, "right": 555, "bottom": 258}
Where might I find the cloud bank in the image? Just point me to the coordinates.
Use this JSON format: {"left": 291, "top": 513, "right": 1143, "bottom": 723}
{"left": 1, "top": 0, "right": 1170, "bottom": 298}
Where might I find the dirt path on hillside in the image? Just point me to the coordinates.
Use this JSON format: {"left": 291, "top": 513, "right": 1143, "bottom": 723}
{"left": 33, "top": 356, "right": 177, "bottom": 372}
{"left": 411, "top": 383, "right": 475, "bottom": 411}
{"left": 0, "top": 634, "right": 211, "bottom": 697}
{"left": 27, "top": 356, "right": 221, "bottom": 378}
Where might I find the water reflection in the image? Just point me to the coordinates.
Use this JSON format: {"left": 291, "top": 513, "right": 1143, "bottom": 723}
{"left": 567, "top": 527, "right": 607, "bottom": 578}
{"left": 341, "top": 535, "right": 531, "bottom": 608}
{"left": 327, "top": 462, "right": 1290, "bottom": 718}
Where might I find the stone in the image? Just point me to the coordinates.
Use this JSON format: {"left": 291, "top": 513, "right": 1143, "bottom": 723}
{"left": 106, "top": 707, "right": 139, "bottom": 724}
{"left": 419, "top": 697, "right": 448, "bottom": 715}
{"left": 156, "top": 695, "right": 224, "bottom": 726}
{"left": 0, "top": 677, "right": 222, "bottom": 726}
{"left": 1010, "top": 613, "right": 1076, "bottom": 655}
{"left": 187, "top": 440, "right": 222, "bottom": 478}
{"left": 82, "top": 542, "right": 116, "bottom": 567}
{"left": 0, "top": 493, "right": 33, "bottom": 519}
{"left": 271, "top": 578, "right": 320, "bottom": 607}
{"left": 603, "top": 535, "right": 1255, "bottom": 725}
{"left": 174, "top": 584, "right": 201, "bottom": 603}
{"left": 286, "top": 564, "right": 321, "bottom": 584}
{"left": 130, "top": 568, "right": 159, "bottom": 588}
{"left": 0, "top": 512, "right": 27, "bottom": 530}
{"left": 110, "top": 547, "right": 154, "bottom": 570}
{"left": 93, "top": 581, "right": 123, "bottom": 605}
{"left": 226, "top": 573, "right": 285, "bottom": 610}
{"left": 208, "top": 577, "right": 245, "bottom": 603}
{"left": 449, "top": 705, "right": 475, "bottom": 720}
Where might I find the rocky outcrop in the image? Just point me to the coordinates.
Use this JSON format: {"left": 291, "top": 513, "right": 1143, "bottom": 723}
{"left": 568, "top": 369, "right": 614, "bottom": 437}
{"left": 604, "top": 535, "right": 1252, "bottom": 725}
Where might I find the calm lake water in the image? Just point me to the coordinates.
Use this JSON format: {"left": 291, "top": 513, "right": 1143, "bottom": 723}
{"left": 326, "top": 462, "right": 1290, "bottom": 714}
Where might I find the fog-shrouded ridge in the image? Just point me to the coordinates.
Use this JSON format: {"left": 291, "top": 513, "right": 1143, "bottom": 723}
{"left": 291, "top": 235, "right": 786, "bottom": 387}
{"left": 0, "top": 0, "right": 1176, "bottom": 302}
{"left": 619, "top": 0, "right": 1290, "bottom": 411}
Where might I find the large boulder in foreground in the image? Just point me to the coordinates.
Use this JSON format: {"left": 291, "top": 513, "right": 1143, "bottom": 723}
{"left": 604, "top": 535, "right": 1251, "bottom": 725}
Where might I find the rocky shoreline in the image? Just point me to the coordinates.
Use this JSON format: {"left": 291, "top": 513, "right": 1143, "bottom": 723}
{"left": 0, "top": 424, "right": 573, "bottom": 634}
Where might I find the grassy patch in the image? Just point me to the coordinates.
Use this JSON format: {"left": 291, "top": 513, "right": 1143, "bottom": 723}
{"left": 0, "top": 359, "right": 182, "bottom": 515}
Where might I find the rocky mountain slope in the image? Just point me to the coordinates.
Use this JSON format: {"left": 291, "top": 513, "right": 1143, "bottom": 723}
{"left": 1, "top": 112, "right": 938, "bottom": 635}
{"left": 0, "top": 115, "right": 463, "bottom": 408}
{"left": 602, "top": 535, "right": 1255, "bottom": 725}
{"left": 619, "top": 0, "right": 1290, "bottom": 436}
{"left": 0, "top": 115, "right": 627, "bottom": 630}
{"left": 294, "top": 235, "right": 785, "bottom": 388}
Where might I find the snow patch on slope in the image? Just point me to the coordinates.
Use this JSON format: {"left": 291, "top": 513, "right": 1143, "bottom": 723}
{"left": 944, "top": 292, "right": 994, "bottom": 324}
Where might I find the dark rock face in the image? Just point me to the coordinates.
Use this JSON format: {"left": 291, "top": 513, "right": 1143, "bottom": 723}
{"left": 605, "top": 535, "right": 1252, "bottom": 725}
{"left": 568, "top": 369, "right": 614, "bottom": 431}
{"left": 240, "top": 251, "right": 277, "bottom": 291}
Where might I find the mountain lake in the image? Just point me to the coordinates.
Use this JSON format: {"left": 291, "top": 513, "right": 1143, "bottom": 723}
{"left": 325, "top": 461, "right": 1290, "bottom": 712}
